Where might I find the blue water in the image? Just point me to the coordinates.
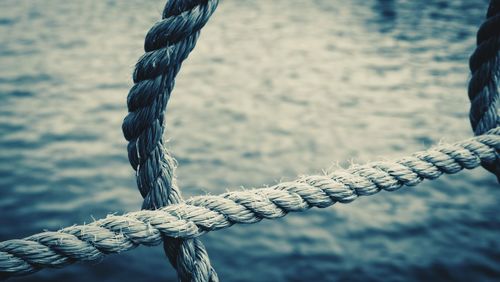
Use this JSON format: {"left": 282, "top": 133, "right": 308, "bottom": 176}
{"left": 0, "top": 0, "right": 499, "bottom": 281}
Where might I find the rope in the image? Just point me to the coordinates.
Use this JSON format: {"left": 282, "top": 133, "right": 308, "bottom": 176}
{"left": 1, "top": 128, "right": 499, "bottom": 279}
{"left": 122, "top": 0, "right": 219, "bottom": 281}
{"left": 468, "top": 0, "right": 500, "bottom": 180}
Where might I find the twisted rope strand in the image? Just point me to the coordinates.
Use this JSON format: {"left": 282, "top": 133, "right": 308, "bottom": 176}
{"left": 122, "top": 0, "right": 219, "bottom": 281}
{"left": 1, "top": 128, "right": 498, "bottom": 279}
{"left": 468, "top": 0, "right": 500, "bottom": 179}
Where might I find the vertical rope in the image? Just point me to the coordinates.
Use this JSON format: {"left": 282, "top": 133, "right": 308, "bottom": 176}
{"left": 122, "top": 0, "right": 219, "bottom": 281}
{"left": 468, "top": 0, "right": 500, "bottom": 180}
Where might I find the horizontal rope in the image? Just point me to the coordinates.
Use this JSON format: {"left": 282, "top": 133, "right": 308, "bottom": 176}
{"left": 1, "top": 127, "right": 499, "bottom": 279}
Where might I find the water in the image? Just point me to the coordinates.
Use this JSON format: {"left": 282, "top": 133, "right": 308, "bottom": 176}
{"left": 0, "top": 0, "right": 499, "bottom": 281}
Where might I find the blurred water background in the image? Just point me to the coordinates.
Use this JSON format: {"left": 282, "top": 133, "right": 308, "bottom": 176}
{"left": 0, "top": 0, "right": 499, "bottom": 281}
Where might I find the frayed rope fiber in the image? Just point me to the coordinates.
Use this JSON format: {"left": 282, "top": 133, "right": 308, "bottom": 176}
{"left": 1, "top": 127, "right": 499, "bottom": 279}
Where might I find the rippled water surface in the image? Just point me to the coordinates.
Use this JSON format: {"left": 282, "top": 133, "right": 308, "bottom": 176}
{"left": 1, "top": 0, "right": 499, "bottom": 281}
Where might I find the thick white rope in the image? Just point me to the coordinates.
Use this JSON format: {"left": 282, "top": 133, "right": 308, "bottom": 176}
{"left": 1, "top": 127, "right": 498, "bottom": 279}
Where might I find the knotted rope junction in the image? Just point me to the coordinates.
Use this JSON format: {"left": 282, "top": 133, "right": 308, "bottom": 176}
{"left": 0, "top": 0, "right": 499, "bottom": 280}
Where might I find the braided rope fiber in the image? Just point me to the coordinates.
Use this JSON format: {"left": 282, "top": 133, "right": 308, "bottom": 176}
{"left": 0, "top": 128, "right": 499, "bottom": 279}
{"left": 122, "top": 0, "right": 219, "bottom": 281}
{"left": 469, "top": 0, "right": 500, "bottom": 179}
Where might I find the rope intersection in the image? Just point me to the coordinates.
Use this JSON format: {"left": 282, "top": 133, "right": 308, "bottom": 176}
{"left": 0, "top": 0, "right": 499, "bottom": 280}
{"left": 122, "top": 0, "right": 219, "bottom": 281}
